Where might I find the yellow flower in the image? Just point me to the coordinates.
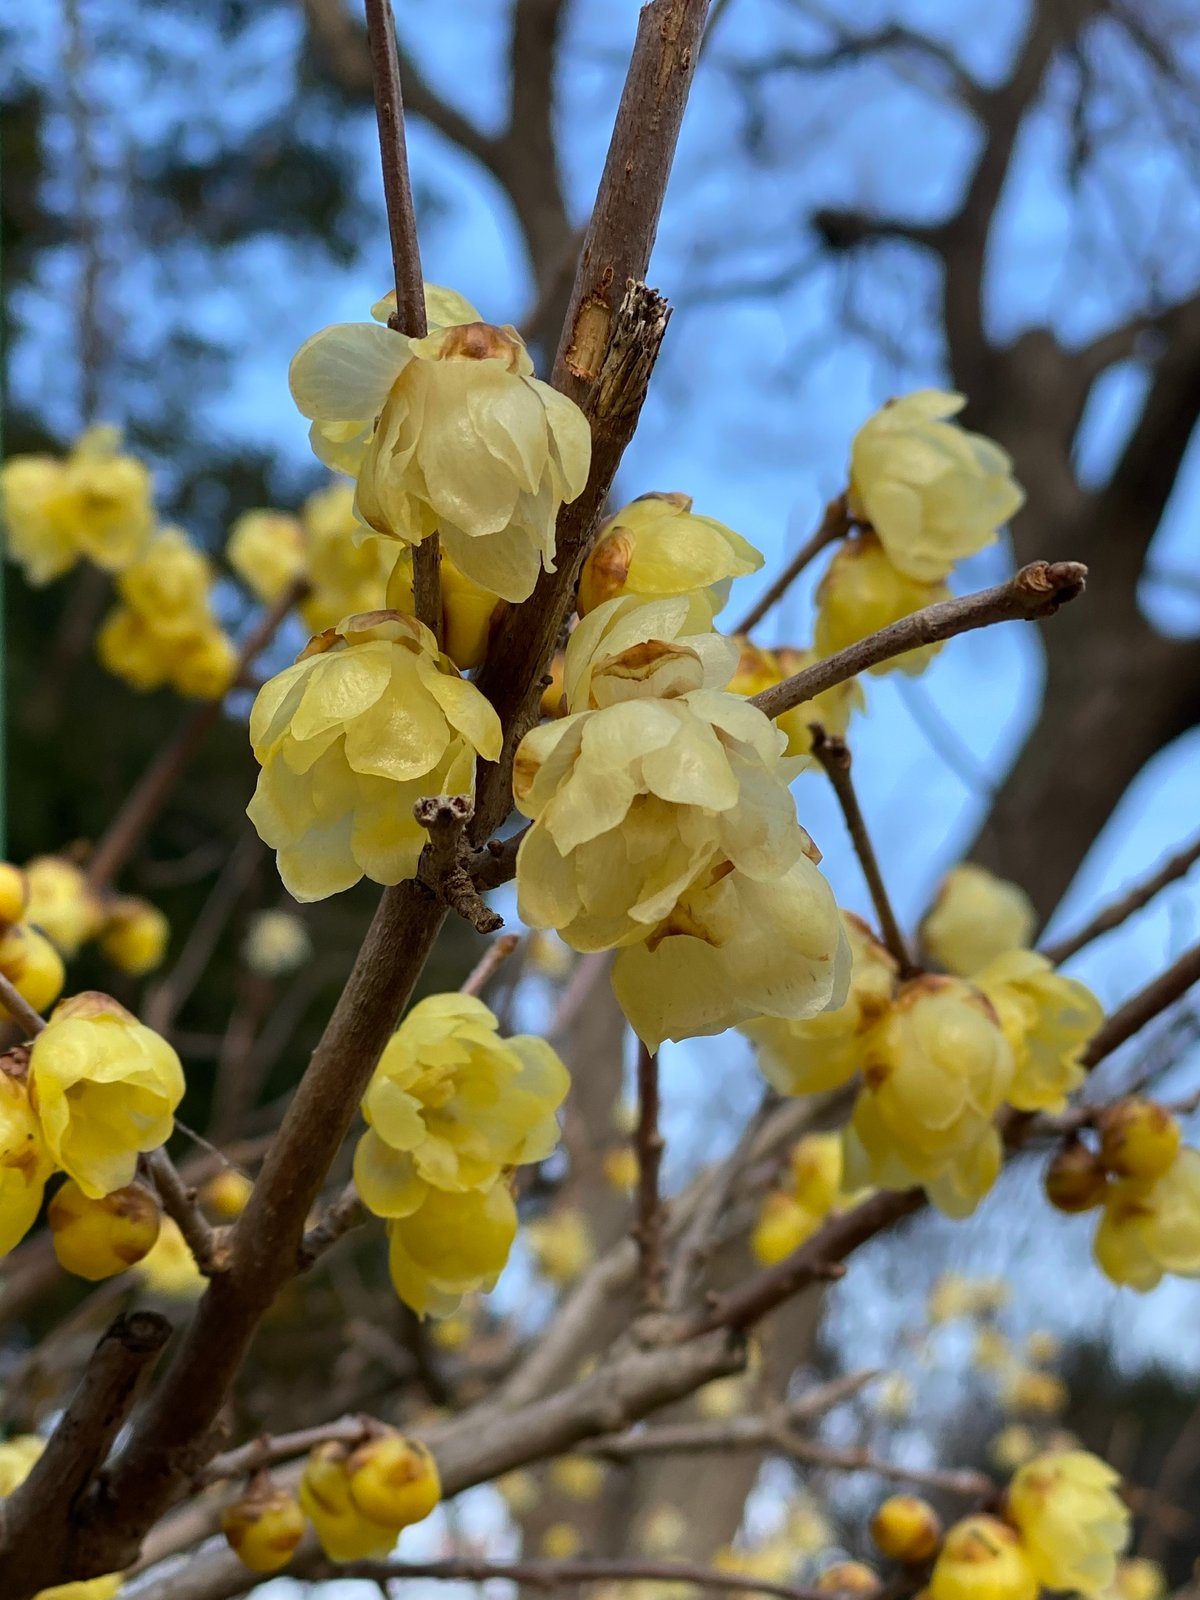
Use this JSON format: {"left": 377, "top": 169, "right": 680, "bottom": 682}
{"left": 1106, "top": 1559, "right": 1165, "bottom": 1600}
{"left": 38, "top": 1577, "right": 123, "bottom": 1600}
{"left": 919, "top": 865, "right": 1036, "bottom": 979}
{"left": 300, "top": 483, "right": 394, "bottom": 633}
{"left": 496, "top": 1469, "right": 539, "bottom": 1515}
{"left": 548, "top": 1455, "right": 606, "bottom": 1501}
{"left": 0, "top": 1070, "right": 55, "bottom": 1256}
{"left": 990, "top": 1425, "right": 1039, "bottom": 1473}
{"left": 815, "top": 534, "right": 951, "bottom": 676}
{"left": 871, "top": 1495, "right": 942, "bottom": 1563}
{"left": 541, "top": 1522, "right": 583, "bottom": 1559}
{"left": 386, "top": 547, "right": 506, "bottom": 671}
{"left": 354, "top": 993, "right": 567, "bottom": 1218}
{"left": 973, "top": 1326, "right": 1012, "bottom": 1373}
{"left": 171, "top": 625, "right": 239, "bottom": 701}
{"left": 843, "top": 976, "right": 1014, "bottom": 1218}
{"left": 221, "top": 1479, "right": 307, "bottom": 1574}
{"left": 247, "top": 611, "right": 501, "bottom": 901}
{"left": 745, "top": 912, "right": 898, "bottom": 1093}
{"left": 99, "top": 898, "right": 170, "bottom": 977}
{"left": 1025, "top": 1329, "right": 1060, "bottom": 1365}
{"left": 1097, "top": 1099, "right": 1181, "bottom": 1181}
{"left": 526, "top": 1208, "right": 594, "bottom": 1285}
{"left": 612, "top": 852, "right": 849, "bottom": 1050}
{"left": 117, "top": 526, "right": 213, "bottom": 635}
{"left": 25, "top": 856, "right": 104, "bottom": 957}
{"left": 929, "top": 1516, "right": 1037, "bottom": 1600}
{"left": 0, "top": 922, "right": 66, "bottom": 1020}
{"left": 577, "top": 492, "right": 762, "bottom": 619}
{"left": 927, "top": 1273, "right": 979, "bottom": 1323}
{"left": 48, "top": 1178, "right": 162, "bottom": 1280}
{"left": 974, "top": 950, "right": 1102, "bottom": 1113}
{"left": 201, "top": 1168, "right": 254, "bottom": 1219}
{"left": 1004, "top": 1369, "right": 1069, "bottom": 1416}
{"left": 730, "top": 639, "right": 864, "bottom": 760}
{"left": 299, "top": 1442, "right": 399, "bottom": 1562}
{"left": 1006, "top": 1450, "right": 1130, "bottom": 1594}
{"left": 345, "top": 1432, "right": 440, "bottom": 1530}
{"left": 1093, "top": 1146, "right": 1200, "bottom": 1291}
{"left": 28, "top": 992, "right": 185, "bottom": 1198}
{"left": 386, "top": 1182, "right": 517, "bottom": 1317}
{"left": 241, "top": 909, "right": 312, "bottom": 977}
{"left": 290, "top": 311, "right": 591, "bottom": 601}
{"left": 227, "top": 509, "right": 307, "bottom": 603}
{"left": 132, "top": 1215, "right": 204, "bottom": 1298}
{"left": 603, "top": 1145, "right": 639, "bottom": 1193}
{"left": 0, "top": 863, "right": 30, "bottom": 926}
{"left": 753, "top": 1132, "right": 863, "bottom": 1264}
{"left": 874, "top": 1372, "right": 914, "bottom": 1420}
{"left": 562, "top": 593, "right": 738, "bottom": 713}
{"left": 818, "top": 1561, "right": 881, "bottom": 1596}
{"left": 0, "top": 1435, "right": 122, "bottom": 1594}
{"left": 751, "top": 1190, "right": 819, "bottom": 1265}
{"left": 849, "top": 391, "right": 1024, "bottom": 582}
{"left": 2, "top": 427, "right": 152, "bottom": 585}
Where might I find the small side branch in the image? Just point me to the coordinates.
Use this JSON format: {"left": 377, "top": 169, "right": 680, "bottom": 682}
{"left": 634, "top": 1040, "right": 666, "bottom": 1311}
{"left": 415, "top": 796, "right": 504, "bottom": 934}
{"left": 461, "top": 933, "right": 520, "bottom": 997}
{"left": 750, "top": 561, "right": 1088, "bottom": 722}
{"left": 297, "top": 1181, "right": 367, "bottom": 1270}
{"left": 1081, "top": 941, "right": 1200, "bottom": 1068}
{"left": 363, "top": 0, "right": 440, "bottom": 641}
{"left": 326, "top": 1556, "right": 830, "bottom": 1600}
{"left": 733, "top": 493, "right": 850, "bottom": 635}
{"left": 201, "top": 1416, "right": 374, "bottom": 1486}
{"left": 468, "top": 825, "right": 529, "bottom": 892}
{"left": 144, "top": 1149, "right": 229, "bottom": 1276}
{"left": 810, "top": 730, "right": 916, "bottom": 977}
{"left": 1043, "top": 834, "right": 1200, "bottom": 966}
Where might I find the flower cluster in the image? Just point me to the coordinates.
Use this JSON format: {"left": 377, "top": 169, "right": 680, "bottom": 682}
{"left": 750, "top": 1131, "right": 867, "bottom": 1265}
{"left": 8, "top": 855, "right": 169, "bottom": 981}
{"left": 354, "top": 993, "right": 569, "bottom": 1315}
{"left": 0, "top": 992, "right": 183, "bottom": 1270}
{"left": 98, "top": 525, "right": 238, "bottom": 699}
{"left": 246, "top": 611, "right": 501, "bottom": 901}
{"left": 297, "top": 1431, "right": 441, "bottom": 1564}
{"left": 1, "top": 425, "right": 153, "bottom": 586}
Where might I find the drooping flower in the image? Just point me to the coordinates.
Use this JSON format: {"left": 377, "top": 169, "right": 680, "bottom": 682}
{"left": 842, "top": 975, "right": 1014, "bottom": 1218}
{"left": 24, "top": 856, "right": 104, "bottom": 957}
{"left": 48, "top": 1177, "right": 162, "bottom": 1280}
{"left": 751, "top": 1132, "right": 863, "bottom": 1265}
{"left": 98, "top": 897, "right": 170, "bottom": 977}
{"left": 563, "top": 593, "right": 739, "bottom": 713}
{"left": 221, "top": 1478, "right": 307, "bottom": 1575}
{"left": 730, "top": 639, "right": 864, "bottom": 761}
{"left": 299, "top": 1442, "right": 399, "bottom": 1562}
{"left": 919, "top": 864, "right": 1037, "bottom": 978}
{"left": 744, "top": 912, "right": 898, "bottom": 1094}
{"left": 299, "top": 482, "right": 395, "bottom": 633}
{"left": 2, "top": 425, "right": 153, "bottom": 585}
{"left": 247, "top": 611, "right": 501, "bottom": 901}
{"left": 27, "top": 992, "right": 185, "bottom": 1199}
{"left": 849, "top": 391, "right": 1024, "bottom": 582}
{"left": 1097, "top": 1098, "right": 1181, "bottom": 1180}
{"left": 929, "top": 1515, "right": 1037, "bottom": 1600}
{"left": 870, "top": 1495, "right": 942, "bottom": 1563}
{"left": 0, "top": 863, "right": 30, "bottom": 927}
{"left": 386, "top": 1181, "right": 518, "bottom": 1317}
{"left": 0, "top": 922, "right": 66, "bottom": 1021}
{"left": 345, "top": 1432, "right": 441, "bottom": 1531}
{"left": 973, "top": 949, "right": 1103, "bottom": 1112}
{"left": 227, "top": 509, "right": 307, "bottom": 603}
{"left": 290, "top": 303, "right": 591, "bottom": 601}
{"left": 576, "top": 492, "right": 762, "bottom": 619}
{"left": 0, "top": 1068, "right": 55, "bottom": 1257}
{"left": 814, "top": 534, "right": 951, "bottom": 677}
{"left": 353, "top": 993, "right": 568, "bottom": 1219}
{"left": 1006, "top": 1450, "right": 1130, "bottom": 1594}
{"left": 1092, "top": 1145, "right": 1200, "bottom": 1291}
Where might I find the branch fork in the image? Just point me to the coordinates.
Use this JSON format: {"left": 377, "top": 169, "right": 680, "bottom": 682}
{"left": 414, "top": 796, "right": 504, "bottom": 934}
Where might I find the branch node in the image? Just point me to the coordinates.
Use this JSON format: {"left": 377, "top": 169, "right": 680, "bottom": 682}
{"left": 415, "top": 796, "right": 504, "bottom": 934}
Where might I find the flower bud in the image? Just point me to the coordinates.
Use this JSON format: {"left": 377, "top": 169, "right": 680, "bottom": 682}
{"left": 99, "top": 897, "right": 170, "bottom": 976}
{"left": 0, "top": 863, "right": 29, "bottom": 927}
{"left": 929, "top": 1516, "right": 1037, "bottom": 1600}
{"left": 818, "top": 1560, "right": 882, "bottom": 1596}
{"left": 24, "top": 855, "right": 104, "bottom": 957}
{"left": 345, "top": 1432, "right": 441, "bottom": 1530}
{"left": 201, "top": 1168, "right": 254, "bottom": 1219}
{"left": 1044, "top": 1139, "right": 1109, "bottom": 1213}
{"left": 871, "top": 1495, "right": 943, "bottom": 1564}
{"left": 1097, "top": 1099, "right": 1181, "bottom": 1181}
{"left": 0, "top": 922, "right": 66, "bottom": 1020}
{"left": 48, "top": 1178, "right": 162, "bottom": 1280}
{"left": 221, "top": 1477, "right": 307, "bottom": 1573}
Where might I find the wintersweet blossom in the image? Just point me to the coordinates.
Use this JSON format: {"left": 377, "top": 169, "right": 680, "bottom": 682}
{"left": 920, "top": 864, "right": 1037, "bottom": 978}
{"left": 27, "top": 992, "right": 185, "bottom": 1198}
{"left": 1092, "top": 1145, "right": 1200, "bottom": 1291}
{"left": 1006, "top": 1450, "right": 1130, "bottom": 1594}
{"left": 289, "top": 301, "right": 590, "bottom": 601}
{"left": 0, "top": 922, "right": 66, "bottom": 1020}
{"left": 0, "top": 1069, "right": 55, "bottom": 1257}
{"left": 974, "top": 949, "right": 1103, "bottom": 1112}
{"left": 353, "top": 993, "right": 568, "bottom": 1218}
{"left": 814, "top": 534, "right": 950, "bottom": 677}
{"left": 730, "top": 640, "right": 863, "bottom": 762}
{"left": 744, "top": 912, "right": 898, "bottom": 1093}
{"left": 300, "top": 1442, "right": 401, "bottom": 1562}
{"left": 344, "top": 1431, "right": 441, "bottom": 1530}
{"left": 930, "top": 1515, "right": 1037, "bottom": 1600}
{"left": 98, "top": 897, "right": 170, "bottom": 977}
{"left": 246, "top": 611, "right": 501, "bottom": 901}
{"left": 576, "top": 492, "right": 762, "bottom": 619}
{"left": 48, "top": 1177, "right": 162, "bottom": 1280}
{"left": 221, "top": 1480, "right": 307, "bottom": 1575}
{"left": 0, "top": 862, "right": 30, "bottom": 926}
{"left": 24, "top": 855, "right": 104, "bottom": 957}
{"left": 751, "top": 1132, "right": 863, "bottom": 1265}
{"left": 842, "top": 975, "right": 1014, "bottom": 1218}
{"left": 242, "top": 909, "right": 313, "bottom": 976}
{"left": 386, "top": 1181, "right": 518, "bottom": 1317}
{"left": 563, "top": 593, "right": 739, "bottom": 713}
{"left": 1, "top": 425, "right": 153, "bottom": 585}
{"left": 227, "top": 508, "right": 307, "bottom": 603}
{"left": 849, "top": 390, "right": 1024, "bottom": 581}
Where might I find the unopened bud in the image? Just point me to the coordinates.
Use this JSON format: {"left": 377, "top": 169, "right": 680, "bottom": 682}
{"left": 221, "top": 1476, "right": 307, "bottom": 1574}
{"left": 871, "top": 1495, "right": 943, "bottom": 1564}
{"left": 202, "top": 1168, "right": 254, "bottom": 1220}
{"left": 0, "top": 864, "right": 29, "bottom": 928}
{"left": 346, "top": 1431, "right": 441, "bottom": 1530}
{"left": 99, "top": 897, "right": 170, "bottom": 976}
{"left": 0, "top": 923, "right": 65, "bottom": 1020}
{"left": 818, "top": 1561, "right": 882, "bottom": 1596}
{"left": 1097, "top": 1099, "right": 1181, "bottom": 1181}
{"left": 49, "top": 1178, "right": 162, "bottom": 1280}
{"left": 1044, "top": 1138, "right": 1109, "bottom": 1213}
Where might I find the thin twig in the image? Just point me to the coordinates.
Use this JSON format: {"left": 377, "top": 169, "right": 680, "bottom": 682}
{"left": 363, "top": 0, "right": 440, "bottom": 642}
{"left": 85, "top": 582, "right": 301, "bottom": 893}
{"left": 326, "top": 1555, "right": 833, "bottom": 1600}
{"left": 1043, "top": 834, "right": 1200, "bottom": 966}
{"left": 297, "top": 1181, "right": 367, "bottom": 1270}
{"left": 750, "top": 560, "right": 1088, "bottom": 722}
{"left": 461, "top": 934, "right": 521, "bottom": 998}
{"left": 201, "top": 1416, "right": 373, "bottom": 1486}
{"left": 468, "top": 825, "right": 530, "bottom": 892}
{"left": 144, "top": 1150, "right": 229, "bottom": 1276}
{"left": 732, "top": 493, "right": 850, "bottom": 634}
{"left": 634, "top": 1039, "right": 666, "bottom": 1311}
{"left": 1081, "top": 941, "right": 1200, "bottom": 1067}
{"left": 810, "top": 729, "right": 916, "bottom": 977}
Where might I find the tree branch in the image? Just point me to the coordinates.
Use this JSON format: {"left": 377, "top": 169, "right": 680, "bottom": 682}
{"left": 144, "top": 1149, "right": 229, "bottom": 1277}
{"left": 1043, "top": 834, "right": 1200, "bottom": 966}
{"left": 732, "top": 494, "right": 849, "bottom": 634}
{"left": 749, "top": 561, "right": 1087, "bottom": 722}
{"left": 1080, "top": 941, "right": 1200, "bottom": 1068}
{"left": 325, "top": 1555, "right": 838, "bottom": 1600}
{"left": 634, "top": 1039, "right": 666, "bottom": 1311}
{"left": 415, "top": 795, "right": 504, "bottom": 934}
